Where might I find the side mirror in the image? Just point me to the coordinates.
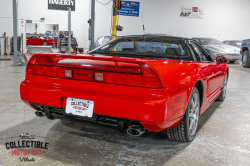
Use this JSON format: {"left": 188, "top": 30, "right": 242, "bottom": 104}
{"left": 216, "top": 56, "right": 228, "bottom": 64}
{"left": 205, "top": 49, "right": 211, "bottom": 54}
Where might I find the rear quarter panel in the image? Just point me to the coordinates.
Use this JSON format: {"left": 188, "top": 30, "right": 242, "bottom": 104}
{"left": 147, "top": 60, "right": 210, "bottom": 120}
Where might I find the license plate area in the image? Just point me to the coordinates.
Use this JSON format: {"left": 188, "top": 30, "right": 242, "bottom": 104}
{"left": 66, "top": 98, "right": 94, "bottom": 118}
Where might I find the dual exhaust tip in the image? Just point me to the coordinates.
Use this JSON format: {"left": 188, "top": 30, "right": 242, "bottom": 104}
{"left": 35, "top": 111, "right": 45, "bottom": 117}
{"left": 127, "top": 127, "right": 145, "bottom": 137}
{"left": 118, "top": 120, "right": 145, "bottom": 137}
{"left": 35, "top": 111, "right": 145, "bottom": 136}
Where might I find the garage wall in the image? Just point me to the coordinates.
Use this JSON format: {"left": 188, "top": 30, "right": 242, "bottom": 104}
{"left": 0, "top": 0, "right": 13, "bottom": 37}
{"left": 95, "top": 0, "right": 250, "bottom": 41}
{"left": 0, "top": 0, "right": 250, "bottom": 52}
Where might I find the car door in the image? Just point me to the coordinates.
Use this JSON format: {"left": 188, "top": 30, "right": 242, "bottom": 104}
{"left": 189, "top": 41, "right": 224, "bottom": 99}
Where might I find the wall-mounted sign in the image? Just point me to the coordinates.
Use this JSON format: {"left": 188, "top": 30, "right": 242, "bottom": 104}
{"left": 180, "top": 6, "right": 203, "bottom": 19}
{"left": 48, "top": 0, "right": 75, "bottom": 11}
{"left": 118, "top": 1, "right": 140, "bottom": 17}
{"left": 26, "top": 20, "right": 32, "bottom": 23}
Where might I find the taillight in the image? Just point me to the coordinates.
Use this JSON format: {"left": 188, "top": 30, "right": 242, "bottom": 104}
{"left": 93, "top": 64, "right": 161, "bottom": 88}
{"left": 27, "top": 56, "right": 71, "bottom": 79}
{"left": 141, "top": 64, "right": 162, "bottom": 88}
{"left": 26, "top": 55, "right": 162, "bottom": 89}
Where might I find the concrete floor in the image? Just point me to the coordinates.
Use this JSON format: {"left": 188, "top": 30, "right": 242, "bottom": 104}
{"left": 0, "top": 55, "right": 250, "bottom": 166}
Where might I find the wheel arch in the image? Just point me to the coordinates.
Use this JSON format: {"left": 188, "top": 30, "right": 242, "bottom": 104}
{"left": 183, "top": 78, "right": 204, "bottom": 117}
{"left": 194, "top": 80, "right": 204, "bottom": 107}
{"left": 242, "top": 47, "right": 249, "bottom": 53}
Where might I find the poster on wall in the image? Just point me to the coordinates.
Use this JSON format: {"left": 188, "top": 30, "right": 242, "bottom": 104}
{"left": 48, "top": 0, "right": 75, "bottom": 11}
{"left": 118, "top": 1, "right": 140, "bottom": 17}
{"left": 180, "top": 6, "right": 203, "bottom": 19}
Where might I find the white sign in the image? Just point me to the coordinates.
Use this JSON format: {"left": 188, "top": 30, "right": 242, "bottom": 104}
{"left": 180, "top": 6, "right": 203, "bottom": 19}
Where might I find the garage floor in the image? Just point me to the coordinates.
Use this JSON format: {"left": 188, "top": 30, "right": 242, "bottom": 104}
{"left": 0, "top": 55, "right": 249, "bottom": 166}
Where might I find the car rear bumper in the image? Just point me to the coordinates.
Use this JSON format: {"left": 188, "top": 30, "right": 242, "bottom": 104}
{"left": 20, "top": 74, "right": 179, "bottom": 132}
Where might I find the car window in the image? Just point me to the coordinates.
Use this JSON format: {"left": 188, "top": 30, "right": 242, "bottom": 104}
{"left": 232, "top": 41, "right": 242, "bottom": 46}
{"left": 189, "top": 42, "right": 212, "bottom": 62}
{"left": 114, "top": 42, "right": 134, "bottom": 51}
{"left": 90, "top": 37, "right": 193, "bottom": 61}
{"left": 199, "top": 39, "right": 209, "bottom": 45}
{"left": 110, "top": 41, "right": 190, "bottom": 57}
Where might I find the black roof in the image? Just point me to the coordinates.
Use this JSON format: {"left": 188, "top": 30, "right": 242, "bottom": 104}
{"left": 120, "top": 34, "right": 190, "bottom": 40}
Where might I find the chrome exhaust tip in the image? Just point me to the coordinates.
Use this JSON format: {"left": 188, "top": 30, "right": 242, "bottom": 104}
{"left": 127, "top": 127, "right": 145, "bottom": 137}
{"left": 35, "top": 111, "right": 45, "bottom": 117}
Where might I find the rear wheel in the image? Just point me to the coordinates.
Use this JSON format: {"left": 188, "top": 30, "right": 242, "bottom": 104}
{"left": 166, "top": 87, "right": 200, "bottom": 142}
{"left": 242, "top": 51, "right": 250, "bottom": 68}
{"left": 43, "top": 41, "right": 48, "bottom": 46}
{"left": 216, "top": 72, "right": 228, "bottom": 101}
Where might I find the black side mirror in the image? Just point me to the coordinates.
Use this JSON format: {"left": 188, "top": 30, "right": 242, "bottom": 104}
{"left": 216, "top": 56, "right": 228, "bottom": 64}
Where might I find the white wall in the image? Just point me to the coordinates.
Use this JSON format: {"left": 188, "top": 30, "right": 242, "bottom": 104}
{"left": 1, "top": 0, "right": 250, "bottom": 51}
{"left": 95, "top": 0, "right": 250, "bottom": 41}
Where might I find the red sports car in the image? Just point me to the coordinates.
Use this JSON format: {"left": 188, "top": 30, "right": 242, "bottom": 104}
{"left": 20, "top": 35, "right": 228, "bottom": 142}
{"left": 26, "top": 37, "right": 58, "bottom": 46}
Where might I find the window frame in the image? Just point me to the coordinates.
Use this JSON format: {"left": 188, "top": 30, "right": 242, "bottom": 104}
{"left": 188, "top": 40, "right": 214, "bottom": 63}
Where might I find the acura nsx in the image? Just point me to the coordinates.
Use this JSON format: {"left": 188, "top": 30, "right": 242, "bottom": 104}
{"left": 20, "top": 35, "right": 228, "bottom": 142}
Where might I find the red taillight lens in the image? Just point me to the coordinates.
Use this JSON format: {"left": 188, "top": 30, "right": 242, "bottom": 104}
{"left": 97, "top": 64, "right": 161, "bottom": 88}
{"left": 40, "top": 56, "right": 63, "bottom": 65}
{"left": 29, "top": 56, "right": 39, "bottom": 65}
{"left": 141, "top": 64, "right": 161, "bottom": 88}
{"left": 26, "top": 55, "right": 161, "bottom": 88}
{"left": 28, "top": 65, "right": 65, "bottom": 78}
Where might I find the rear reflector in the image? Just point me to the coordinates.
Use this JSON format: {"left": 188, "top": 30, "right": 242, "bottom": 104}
{"left": 26, "top": 55, "right": 162, "bottom": 88}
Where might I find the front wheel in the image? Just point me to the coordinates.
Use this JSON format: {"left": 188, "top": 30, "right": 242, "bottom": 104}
{"left": 166, "top": 87, "right": 200, "bottom": 142}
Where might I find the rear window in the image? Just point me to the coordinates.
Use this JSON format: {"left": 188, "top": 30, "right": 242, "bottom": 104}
{"left": 90, "top": 37, "right": 192, "bottom": 61}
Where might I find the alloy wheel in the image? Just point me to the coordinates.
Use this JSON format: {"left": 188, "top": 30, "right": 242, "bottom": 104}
{"left": 189, "top": 92, "right": 199, "bottom": 136}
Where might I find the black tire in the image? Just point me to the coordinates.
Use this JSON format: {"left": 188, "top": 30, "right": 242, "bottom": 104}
{"left": 166, "top": 87, "right": 200, "bottom": 142}
{"left": 242, "top": 51, "right": 250, "bottom": 68}
{"left": 216, "top": 72, "right": 228, "bottom": 101}
{"left": 43, "top": 41, "right": 48, "bottom": 46}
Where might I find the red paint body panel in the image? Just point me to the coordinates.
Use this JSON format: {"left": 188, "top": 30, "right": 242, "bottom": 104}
{"left": 20, "top": 53, "right": 228, "bottom": 132}
{"left": 26, "top": 38, "right": 58, "bottom": 46}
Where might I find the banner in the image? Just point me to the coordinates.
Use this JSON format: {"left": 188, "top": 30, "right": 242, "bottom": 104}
{"left": 180, "top": 6, "right": 203, "bottom": 19}
{"left": 118, "top": 1, "right": 140, "bottom": 17}
{"left": 48, "top": 0, "right": 75, "bottom": 11}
